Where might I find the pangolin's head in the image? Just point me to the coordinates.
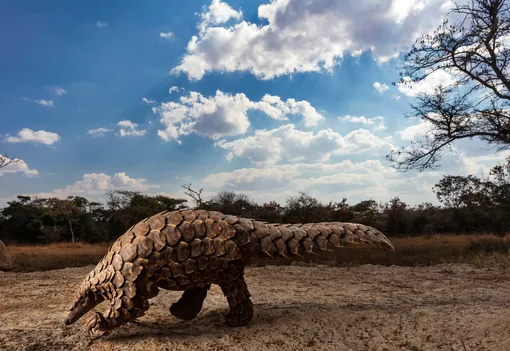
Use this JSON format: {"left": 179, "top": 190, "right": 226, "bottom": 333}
{"left": 64, "top": 285, "right": 102, "bottom": 325}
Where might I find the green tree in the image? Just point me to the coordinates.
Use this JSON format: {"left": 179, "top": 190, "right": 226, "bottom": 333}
{"left": 46, "top": 197, "right": 83, "bottom": 243}
{"left": 283, "top": 192, "right": 323, "bottom": 223}
{"left": 433, "top": 175, "right": 491, "bottom": 208}
{"left": 252, "top": 201, "right": 284, "bottom": 223}
{"left": 384, "top": 197, "right": 411, "bottom": 236}
{"left": 206, "top": 191, "right": 256, "bottom": 216}
{"left": 0, "top": 196, "right": 44, "bottom": 242}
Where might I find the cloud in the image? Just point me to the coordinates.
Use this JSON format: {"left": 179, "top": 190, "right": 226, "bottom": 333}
{"left": 398, "top": 69, "right": 456, "bottom": 97}
{"left": 215, "top": 124, "right": 394, "bottom": 165}
{"left": 48, "top": 86, "right": 67, "bottom": 96}
{"left": 152, "top": 90, "right": 324, "bottom": 142}
{"left": 160, "top": 32, "right": 175, "bottom": 40}
{"left": 34, "top": 99, "right": 55, "bottom": 107}
{"left": 396, "top": 119, "right": 433, "bottom": 141}
{"left": 198, "top": 148, "right": 510, "bottom": 207}
{"left": 169, "top": 86, "right": 185, "bottom": 94}
{"left": 5, "top": 128, "right": 60, "bottom": 145}
{"left": 198, "top": 0, "right": 243, "bottom": 32}
{"left": 373, "top": 82, "right": 389, "bottom": 94}
{"left": 172, "top": 0, "right": 451, "bottom": 81}
{"left": 87, "top": 127, "right": 113, "bottom": 136}
{"left": 372, "top": 121, "right": 387, "bottom": 132}
{"left": 141, "top": 97, "right": 156, "bottom": 105}
{"left": 0, "top": 156, "right": 38, "bottom": 177}
{"left": 96, "top": 21, "right": 108, "bottom": 28}
{"left": 86, "top": 121, "right": 147, "bottom": 138}
{"left": 342, "top": 115, "right": 384, "bottom": 125}
{"left": 202, "top": 159, "right": 398, "bottom": 195}
{"left": 22, "top": 97, "right": 55, "bottom": 107}
{"left": 32, "top": 172, "right": 159, "bottom": 199}
{"left": 117, "top": 120, "right": 147, "bottom": 137}
{"left": 341, "top": 115, "right": 387, "bottom": 132}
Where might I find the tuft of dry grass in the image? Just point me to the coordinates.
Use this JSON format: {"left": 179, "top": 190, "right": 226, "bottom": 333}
{"left": 3, "top": 234, "right": 510, "bottom": 272}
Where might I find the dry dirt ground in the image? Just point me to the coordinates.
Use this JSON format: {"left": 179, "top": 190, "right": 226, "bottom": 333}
{"left": 1, "top": 264, "right": 510, "bottom": 351}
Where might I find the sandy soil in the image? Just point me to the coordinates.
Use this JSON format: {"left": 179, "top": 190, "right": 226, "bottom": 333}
{"left": 1, "top": 264, "right": 510, "bottom": 351}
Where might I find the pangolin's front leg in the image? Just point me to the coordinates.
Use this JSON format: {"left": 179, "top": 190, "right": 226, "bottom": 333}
{"left": 218, "top": 263, "right": 253, "bottom": 327}
{"left": 170, "top": 285, "right": 210, "bottom": 320}
{"left": 86, "top": 293, "right": 150, "bottom": 335}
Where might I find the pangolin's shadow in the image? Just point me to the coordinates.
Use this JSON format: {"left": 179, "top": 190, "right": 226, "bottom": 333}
{"left": 104, "top": 300, "right": 396, "bottom": 341}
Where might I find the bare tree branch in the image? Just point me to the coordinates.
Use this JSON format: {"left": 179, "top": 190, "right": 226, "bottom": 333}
{"left": 0, "top": 153, "right": 20, "bottom": 169}
{"left": 181, "top": 183, "right": 204, "bottom": 209}
{"left": 389, "top": 0, "right": 510, "bottom": 171}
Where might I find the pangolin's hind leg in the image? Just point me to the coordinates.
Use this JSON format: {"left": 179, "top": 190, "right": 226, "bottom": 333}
{"left": 170, "top": 285, "right": 210, "bottom": 320}
{"left": 219, "top": 263, "right": 253, "bottom": 327}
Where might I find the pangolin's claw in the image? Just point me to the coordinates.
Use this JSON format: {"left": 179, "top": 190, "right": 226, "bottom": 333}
{"left": 85, "top": 312, "right": 103, "bottom": 336}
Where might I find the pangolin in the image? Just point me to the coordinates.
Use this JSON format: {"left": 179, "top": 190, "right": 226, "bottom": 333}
{"left": 64, "top": 209, "right": 394, "bottom": 335}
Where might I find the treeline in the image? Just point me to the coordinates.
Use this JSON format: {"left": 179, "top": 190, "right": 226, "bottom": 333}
{"left": 2, "top": 158, "right": 510, "bottom": 244}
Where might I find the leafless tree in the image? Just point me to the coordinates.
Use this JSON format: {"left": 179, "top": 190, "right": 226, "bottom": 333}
{"left": 181, "top": 183, "right": 204, "bottom": 209}
{"left": 0, "top": 153, "right": 19, "bottom": 169}
{"left": 387, "top": 0, "right": 510, "bottom": 171}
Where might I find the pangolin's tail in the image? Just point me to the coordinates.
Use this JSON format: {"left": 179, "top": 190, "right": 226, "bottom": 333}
{"left": 233, "top": 219, "right": 394, "bottom": 259}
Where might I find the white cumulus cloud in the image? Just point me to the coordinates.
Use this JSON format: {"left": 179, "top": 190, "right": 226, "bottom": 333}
{"left": 396, "top": 119, "right": 434, "bottom": 141}
{"left": 141, "top": 97, "right": 156, "bottom": 105}
{"left": 201, "top": 159, "right": 398, "bottom": 196}
{"left": 21, "top": 97, "right": 55, "bottom": 107}
{"left": 160, "top": 32, "right": 174, "bottom": 40}
{"left": 172, "top": 0, "right": 451, "bottom": 81}
{"left": 342, "top": 115, "right": 384, "bottom": 125}
{"left": 0, "top": 156, "right": 38, "bottom": 177}
{"left": 372, "top": 121, "right": 387, "bottom": 132}
{"left": 152, "top": 90, "right": 324, "bottom": 142}
{"left": 169, "top": 86, "right": 185, "bottom": 94}
{"left": 96, "top": 21, "right": 108, "bottom": 28}
{"left": 197, "top": 148, "right": 510, "bottom": 207}
{"left": 398, "top": 69, "right": 456, "bottom": 97}
{"left": 117, "top": 120, "right": 147, "bottom": 137}
{"left": 5, "top": 128, "right": 61, "bottom": 145}
{"left": 87, "top": 127, "right": 113, "bottom": 136}
{"left": 32, "top": 172, "right": 159, "bottom": 200}
{"left": 342, "top": 115, "right": 387, "bottom": 132}
{"left": 198, "top": 0, "right": 243, "bottom": 32}
{"left": 373, "top": 82, "right": 389, "bottom": 94}
{"left": 215, "top": 124, "right": 394, "bottom": 165}
{"left": 34, "top": 99, "right": 55, "bottom": 107}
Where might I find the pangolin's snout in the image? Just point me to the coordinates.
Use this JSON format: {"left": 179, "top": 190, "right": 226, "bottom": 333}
{"left": 64, "top": 308, "right": 81, "bottom": 325}
{"left": 64, "top": 311, "right": 77, "bottom": 325}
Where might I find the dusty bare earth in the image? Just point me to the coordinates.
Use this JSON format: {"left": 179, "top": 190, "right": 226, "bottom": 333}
{"left": 1, "top": 264, "right": 510, "bottom": 351}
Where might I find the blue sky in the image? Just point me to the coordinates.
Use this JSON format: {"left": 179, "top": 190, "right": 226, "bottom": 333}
{"left": 1, "top": 0, "right": 508, "bottom": 208}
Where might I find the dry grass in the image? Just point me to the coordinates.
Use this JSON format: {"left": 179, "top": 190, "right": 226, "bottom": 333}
{"left": 6, "top": 242, "right": 109, "bottom": 272}
{"left": 3, "top": 234, "right": 510, "bottom": 272}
